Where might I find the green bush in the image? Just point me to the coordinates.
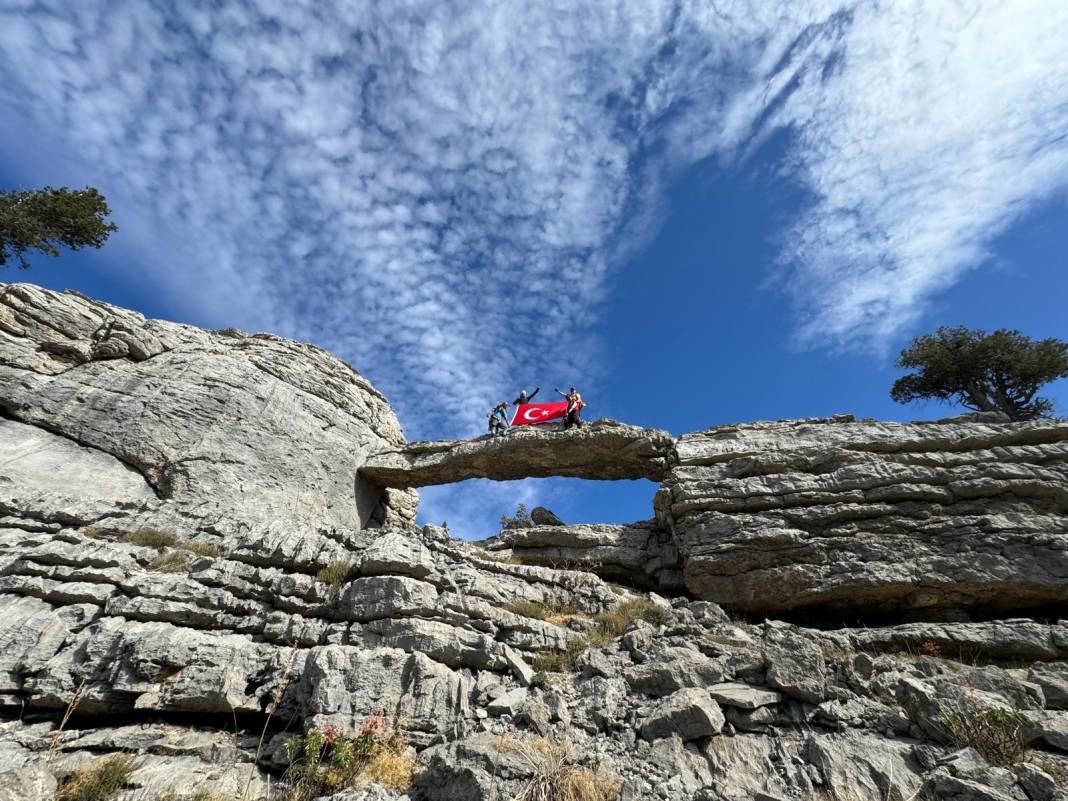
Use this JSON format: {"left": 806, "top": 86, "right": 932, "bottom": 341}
{"left": 500, "top": 503, "right": 532, "bottom": 529}
{"left": 54, "top": 754, "right": 137, "bottom": 801}
{"left": 280, "top": 718, "right": 413, "bottom": 800}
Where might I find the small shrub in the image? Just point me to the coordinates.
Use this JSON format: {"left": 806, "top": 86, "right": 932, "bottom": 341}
{"left": 147, "top": 550, "right": 190, "bottom": 573}
{"left": 500, "top": 503, "right": 532, "bottom": 530}
{"left": 280, "top": 716, "right": 413, "bottom": 799}
{"left": 532, "top": 637, "right": 587, "bottom": 673}
{"left": 501, "top": 736, "right": 621, "bottom": 801}
{"left": 917, "top": 640, "right": 941, "bottom": 658}
{"left": 122, "top": 529, "right": 177, "bottom": 549}
{"left": 505, "top": 596, "right": 578, "bottom": 623}
{"left": 942, "top": 706, "right": 1029, "bottom": 766}
{"left": 315, "top": 560, "right": 353, "bottom": 598}
{"left": 178, "top": 540, "right": 220, "bottom": 558}
{"left": 55, "top": 753, "right": 137, "bottom": 801}
{"left": 530, "top": 671, "right": 549, "bottom": 689}
{"left": 591, "top": 597, "right": 666, "bottom": 642}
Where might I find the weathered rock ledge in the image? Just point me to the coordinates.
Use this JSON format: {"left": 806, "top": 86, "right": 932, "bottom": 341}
{"left": 360, "top": 419, "right": 674, "bottom": 487}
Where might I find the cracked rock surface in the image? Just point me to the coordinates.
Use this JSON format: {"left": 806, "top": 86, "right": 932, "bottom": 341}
{"left": 1, "top": 283, "right": 1067, "bottom": 801}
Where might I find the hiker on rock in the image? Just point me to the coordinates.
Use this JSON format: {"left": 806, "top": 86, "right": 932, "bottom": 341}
{"left": 513, "top": 386, "right": 540, "bottom": 406}
{"left": 555, "top": 387, "right": 585, "bottom": 429}
{"left": 487, "top": 401, "right": 509, "bottom": 436}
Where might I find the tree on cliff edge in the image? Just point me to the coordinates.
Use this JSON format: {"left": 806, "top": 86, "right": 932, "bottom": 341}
{"left": 0, "top": 186, "right": 117, "bottom": 269}
{"left": 891, "top": 326, "right": 1068, "bottom": 421}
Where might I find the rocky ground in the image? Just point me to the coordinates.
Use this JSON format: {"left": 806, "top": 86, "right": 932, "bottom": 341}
{"left": 1, "top": 282, "right": 1066, "bottom": 801}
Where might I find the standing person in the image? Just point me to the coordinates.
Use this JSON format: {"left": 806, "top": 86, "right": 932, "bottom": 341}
{"left": 554, "top": 387, "right": 585, "bottom": 429}
{"left": 487, "top": 401, "right": 509, "bottom": 436}
{"left": 513, "top": 386, "right": 540, "bottom": 406}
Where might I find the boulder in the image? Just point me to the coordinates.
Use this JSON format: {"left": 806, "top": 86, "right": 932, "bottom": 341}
{"left": 641, "top": 688, "right": 725, "bottom": 741}
{"left": 530, "top": 506, "right": 565, "bottom": 526}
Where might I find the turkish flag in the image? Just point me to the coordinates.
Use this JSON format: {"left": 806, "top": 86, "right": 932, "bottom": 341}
{"left": 510, "top": 402, "right": 568, "bottom": 426}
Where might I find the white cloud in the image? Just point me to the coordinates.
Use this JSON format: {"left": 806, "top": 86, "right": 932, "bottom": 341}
{"left": 2, "top": 0, "right": 1067, "bottom": 532}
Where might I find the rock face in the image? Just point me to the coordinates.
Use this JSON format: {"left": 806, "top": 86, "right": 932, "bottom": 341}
{"left": 0, "top": 282, "right": 416, "bottom": 531}
{"left": 2, "top": 283, "right": 1068, "bottom": 801}
{"left": 360, "top": 419, "right": 673, "bottom": 487}
{"left": 661, "top": 416, "right": 1068, "bottom": 618}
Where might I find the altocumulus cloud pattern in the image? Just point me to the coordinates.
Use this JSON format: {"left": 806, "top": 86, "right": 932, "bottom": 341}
{"left": 2, "top": 0, "right": 1068, "bottom": 440}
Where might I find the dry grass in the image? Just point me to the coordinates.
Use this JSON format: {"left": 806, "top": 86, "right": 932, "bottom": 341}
{"left": 47, "top": 677, "right": 87, "bottom": 760}
{"left": 148, "top": 550, "right": 191, "bottom": 573}
{"left": 54, "top": 754, "right": 138, "bottom": 801}
{"left": 152, "top": 791, "right": 236, "bottom": 801}
{"left": 122, "top": 528, "right": 178, "bottom": 549}
{"left": 315, "top": 560, "right": 353, "bottom": 598}
{"left": 941, "top": 706, "right": 1029, "bottom": 767}
{"left": 505, "top": 596, "right": 578, "bottom": 624}
{"left": 179, "top": 540, "right": 220, "bottom": 558}
{"left": 532, "top": 638, "right": 587, "bottom": 673}
{"left": 499, "top": 736, "right": 620, "bottom": 801}
{"left": 243, "top": 645, "right": 299, "bottom": 801}
{"left": 358, "top": 738, "right": 415, "bottom": 790}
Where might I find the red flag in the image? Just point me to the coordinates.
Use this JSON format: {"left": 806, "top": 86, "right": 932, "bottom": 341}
{"left": 510, "top": 401, "right": 568, "bottom": 426}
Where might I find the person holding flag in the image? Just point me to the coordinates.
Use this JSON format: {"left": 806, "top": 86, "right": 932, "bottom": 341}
{"left": 513, "top": 386, "right": 540, "bottom": 406}
{"left": 555, "top": 386, "right": 586, "bottom": 429}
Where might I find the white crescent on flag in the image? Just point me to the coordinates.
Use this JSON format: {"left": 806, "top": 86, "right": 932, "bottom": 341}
{"left": 510, "top": 401, "right": 568, "bottom": 426}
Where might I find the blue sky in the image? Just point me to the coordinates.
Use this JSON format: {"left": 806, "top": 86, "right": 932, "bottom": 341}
{"left": 2, "top": 1, "right": 1067, "bottom": 537}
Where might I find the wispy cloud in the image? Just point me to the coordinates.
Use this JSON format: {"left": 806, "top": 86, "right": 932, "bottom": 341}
{"left": 2, "top": 1, "right": 1067, "bottom": 531}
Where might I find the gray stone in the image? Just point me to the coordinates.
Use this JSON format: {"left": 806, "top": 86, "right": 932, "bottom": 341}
{"left": 708, "top": 682, "right": 784, "bottom": 710}
{"left": 530, "top": 506, "right": 565, "bottom": 526}
{"left": 1014, "top": 762, "right": 1058, "bottom": 801}
{"left": 487, "top": 687, "right": 528, "bottom": 716}
{"left": 1029, "top": 662, "right": 1068, "bottom": 710}
{"left": 641, "top": 688, "right": 725, "bottom": 741}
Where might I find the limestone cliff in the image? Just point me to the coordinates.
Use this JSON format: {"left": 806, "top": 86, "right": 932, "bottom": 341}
{"left": 1, "top": 282, "right": 1067, "bottom": 801}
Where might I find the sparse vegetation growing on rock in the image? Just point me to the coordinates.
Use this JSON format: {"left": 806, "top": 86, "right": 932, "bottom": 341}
{"left": 280, "top": 717, "right": 414, "bottom": 799}
{"left": 505, "top": 596, "right": 578, "bottom": 623}
{"left": 499, "top": 735, "right": 621, "bottom": 801}
{"left": 122, "top": 528, "right": 178, "bottom": 549}
{"left": 147, "top": 550, "right": 191, "bottom": 573}
{"left": 500, "top": 502, "right": 533, "bottom": 529}
{"left": 54, "top": 753, "right": 137, "bottom": 801}
{"left": 941, "top": 706, "right": 1029, "bottom": 766}
{"left": 315, "top": 559, "right": 353, "bottom": 598}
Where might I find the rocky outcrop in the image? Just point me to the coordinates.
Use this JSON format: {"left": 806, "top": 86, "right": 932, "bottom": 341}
{"left": 360, "top": 420, "right": 673, "bottom": 487}
{"left": 661, "top": 416, "right": 1068, "bottom": 618}
{"left": 484, "top": 521, "right": 683, "bottom": 591}
{"left": 0, "top": 282, "right": 416, "bottom": 531}
{"left": 2, "top": 283, "right": 1068, "bottom": 801}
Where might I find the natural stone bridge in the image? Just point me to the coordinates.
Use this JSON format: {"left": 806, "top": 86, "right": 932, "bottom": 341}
{"left": 360, "top": 419, "right": 674, "bottom": 487}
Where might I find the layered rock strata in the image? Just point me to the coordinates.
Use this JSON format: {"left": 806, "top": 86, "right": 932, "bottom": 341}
{"left": 0, "top": 282, "right": 416, "bottom": 531}
{"left": 1, "top": 283, "right": 1067, "bottom": 801}
{"left": 662, "top": 416, "right": 1068, "bottom": 618}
